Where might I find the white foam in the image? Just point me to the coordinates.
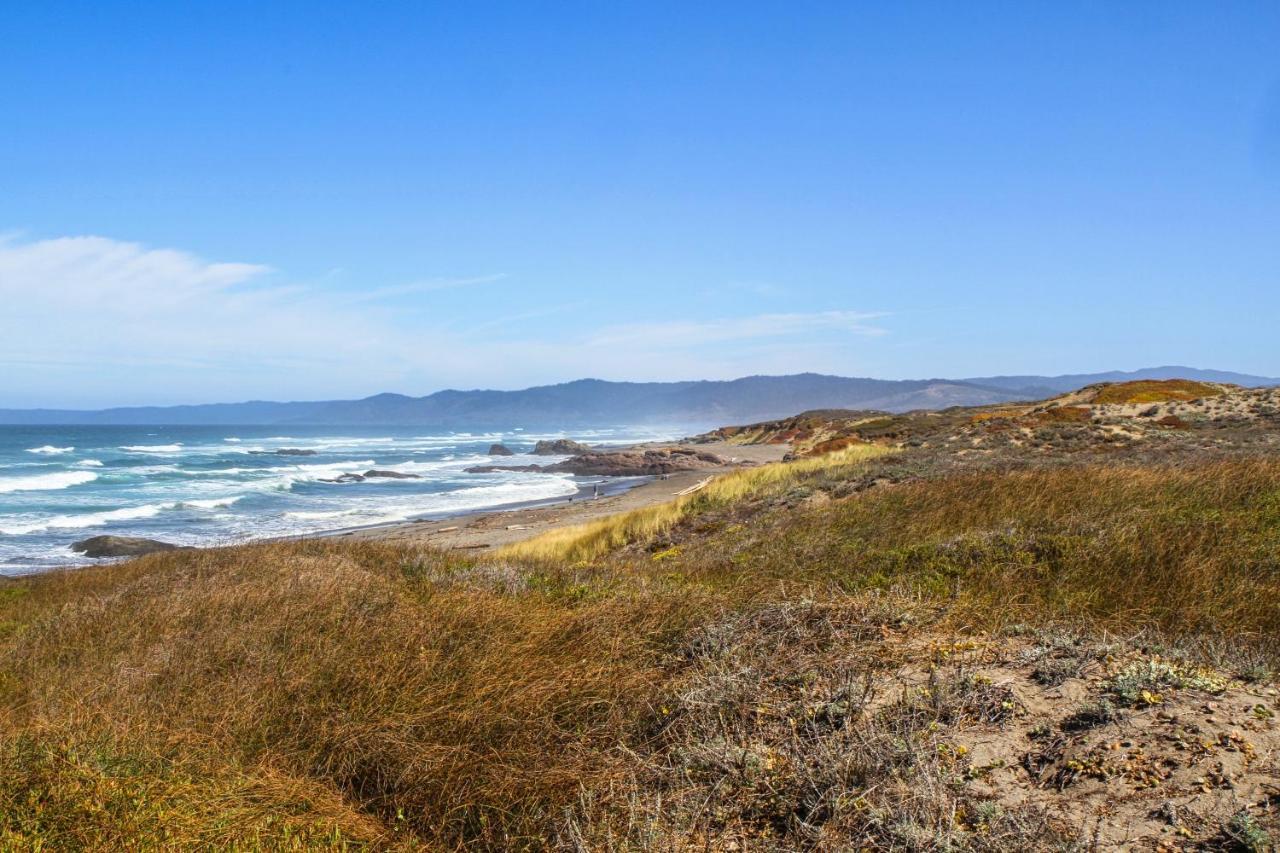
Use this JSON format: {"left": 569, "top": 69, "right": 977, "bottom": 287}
{"left": 0, "top": 503, "right": 165, "bottom": 535}
{"left": 279, "top": 476, "right": 578, "bottom": 530}
{"left": 285, "top": 508, "right": 362, "bottom": 520}
{"left": 0, "top": 470, "right": 99, "bottom": 494}
{"left": 180, "top": 496, "right": 244, "bottom": 510}
{"left": 76, "top": 459, "right": 105, "bottom": 468}
{"left": 25, "top": 445, "right": 74, "bottom": 455}
{"left": 223, "top": 437, "right": 242, "bottom": 442}
{"left": 0, "top": 494, "right": 245, "bottom": 536}
{"left": 253, "top": 460, "right": 379, "bottom": 492}
{"left": 120, "top": 443, "right": 183, "bottom": 453}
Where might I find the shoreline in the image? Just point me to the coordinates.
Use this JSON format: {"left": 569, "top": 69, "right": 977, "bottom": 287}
{"left": 5, "top": 440, "right": 788, "bottom": 572}
{"left": 325, "top": 440, "right": 789, "bottom": 552}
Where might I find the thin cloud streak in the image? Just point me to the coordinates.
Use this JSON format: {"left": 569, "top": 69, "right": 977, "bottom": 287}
{"left": 0, "top": 233, "right": 893, "bottom": 406}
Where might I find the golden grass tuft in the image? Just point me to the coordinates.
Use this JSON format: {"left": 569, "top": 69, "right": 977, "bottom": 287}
{"left": 498, "top": 443, "right": 894, "bottom": 564}
{"left": 969, "top": 409, "right": 1020, "bottom": 423}
{"left": 1093, "top": 379, "right": 1224, "bottom": 404}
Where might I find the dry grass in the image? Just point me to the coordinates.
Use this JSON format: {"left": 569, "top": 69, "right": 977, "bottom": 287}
{"left": 570, "top": 599, "right": 1279, "bottom": 850}
{"left": 657, "top": 457, "right": 1280, "bottom": 645}
{"left": 1032, "top": 405, "right": 1092, "bottom": 423}
{"left": 0, "top": 541, "right": 697, "bottom": 849}
{"left": 0, "top": 443, "right": 1277, "bottom": 848}
{"left": 499, "top": 443, "right": 893, "bottom": 564}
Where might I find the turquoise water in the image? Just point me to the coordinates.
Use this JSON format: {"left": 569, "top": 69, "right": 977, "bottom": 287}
{"left": 0, "top": 424, "right": 679, "bottom": 574}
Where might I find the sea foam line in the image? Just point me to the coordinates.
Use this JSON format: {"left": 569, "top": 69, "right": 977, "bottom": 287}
{"left": 0, "top": 496, "right": 245, "bottom": 535}
{"left": 0, "top": 504, "right": 165, "bottom": 535}
{"left": 0, "top": 471, "right": 99, "bottom": 494}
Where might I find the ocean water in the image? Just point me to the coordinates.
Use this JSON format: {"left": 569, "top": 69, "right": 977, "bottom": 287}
{"left": 0, "top": 424, "right": 682, "bottom": 575}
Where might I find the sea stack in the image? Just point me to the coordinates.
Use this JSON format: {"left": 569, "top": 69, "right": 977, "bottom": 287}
{"left": 532, "top": 438, "right": 593, "bottom": 455}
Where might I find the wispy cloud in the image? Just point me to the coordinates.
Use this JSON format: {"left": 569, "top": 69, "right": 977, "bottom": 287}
{"left": 0, "top": 233, "right": 893, "bottom": 406}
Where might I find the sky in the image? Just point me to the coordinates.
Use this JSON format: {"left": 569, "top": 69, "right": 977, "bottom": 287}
{"left": 2, "top": 1, "right": 1278, "bottom": 408}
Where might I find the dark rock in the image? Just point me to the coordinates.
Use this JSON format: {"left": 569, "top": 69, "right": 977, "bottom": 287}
{"left": 364, "top": 469, "right": 421, "bottom": 479}
{"left": 477, "top": 447, "right": 727, "bottom": 477}
{"left": 320, "top": 473, "right": 366, "bottom": 483}
{"left": 532, "top": 439, "right": 594, "bottom": 456}
{"left": 71, "top": 535, "right": 189, "bottom": 558}
{"left": 548, "top": 447, "right": 725, "bottom": 476}
{"left": 488, "top": 444, "right": 515, "bottom": 456}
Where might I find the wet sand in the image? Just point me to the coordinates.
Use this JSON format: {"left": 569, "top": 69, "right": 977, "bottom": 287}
{"left": 335, "top": 440, "right": 788, "bottom": 552}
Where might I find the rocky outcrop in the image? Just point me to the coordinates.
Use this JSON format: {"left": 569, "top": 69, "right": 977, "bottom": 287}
{"left": 71, "top": 535, "right": 190, "bottom": 558}
{"left": 547, "top": 448, "right": 723, "bottom": 476}
{"left": 464, "top": 464, "right": 543, "bottom": 474}
{"left": 251, "top": 448, "right": 318, "bottom": 456}
{"left": 532, "top": 439, "right": 594, "bottom": 455}
{"left": 318, "top": 469, "right": 422, "bottom": 483}
{"left": 488, "top": 444, "right": 515, "bottom": 456}
{"left": 467, "top": 447, "right": 726, "bottom": 477}
{"left": 320, "top": 473, "right": 366, "bottom": 483}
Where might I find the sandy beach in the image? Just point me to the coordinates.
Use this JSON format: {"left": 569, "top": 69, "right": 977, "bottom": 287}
{"left": 335, "top": 440, "right": 789, "bottom": 551}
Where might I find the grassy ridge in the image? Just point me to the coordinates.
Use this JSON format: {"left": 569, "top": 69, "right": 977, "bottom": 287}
{"left": 0, "top": 448, "right": 1277, "bottom": 847}
{"left": 655, "top": 458, "right": 1280, "bottom": 641}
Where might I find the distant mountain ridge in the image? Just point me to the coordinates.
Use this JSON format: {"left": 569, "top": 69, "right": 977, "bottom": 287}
{"left": 0, "top": 367, "right": 1274, "bottom": 427}
{"left": 961, "top": 365, "right": 1279, "bottom": 398}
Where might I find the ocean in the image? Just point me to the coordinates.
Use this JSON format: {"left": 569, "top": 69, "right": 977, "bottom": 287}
{"left": 0, "top": 424, "right": 683, "bottom": 575}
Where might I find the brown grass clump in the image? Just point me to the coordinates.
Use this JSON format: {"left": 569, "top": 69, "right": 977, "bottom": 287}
{"left": 1093, "top": 378, "right": 1224, "bottom": 404}
{"left": 0, "top": 541, "right": 696, "bottom": 849}
{"left": 1032, "top": 405, "right": 1092, "bottom": 424}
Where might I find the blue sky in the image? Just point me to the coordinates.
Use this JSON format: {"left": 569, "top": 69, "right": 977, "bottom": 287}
{"left": 2, "top": 1, "right": 1278, "bottom": 407}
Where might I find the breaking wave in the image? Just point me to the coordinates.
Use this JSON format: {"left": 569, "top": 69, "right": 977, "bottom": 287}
{"left": 0, "top": 471, "right": 99, "bottom": 494}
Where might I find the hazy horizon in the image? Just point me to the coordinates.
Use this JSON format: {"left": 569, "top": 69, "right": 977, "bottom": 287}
{"left": 4, "top": 3, "right": 1278, "bottom": 408}
{"left": 0, "top": 365, "right": 1275, "bottom": 413}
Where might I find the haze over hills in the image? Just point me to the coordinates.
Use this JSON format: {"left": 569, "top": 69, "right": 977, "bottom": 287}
{"left": 0, "top": 366, "right": 1274, "bottom": 428}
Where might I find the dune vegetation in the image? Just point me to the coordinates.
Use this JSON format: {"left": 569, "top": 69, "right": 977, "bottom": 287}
{"left": 1090, "top": 378, "right": 1224, "bottom": 404}
{"left": 1, "top": 383, "right": 1278, "bottom": 849}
